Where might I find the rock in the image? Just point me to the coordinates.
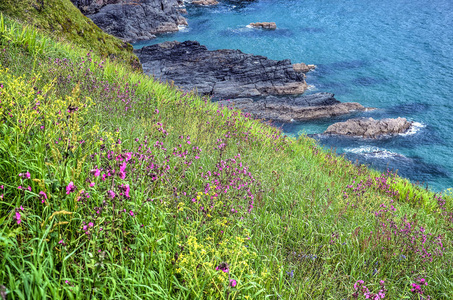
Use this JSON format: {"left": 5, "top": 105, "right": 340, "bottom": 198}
{"left": 324, "top": 117, "right": 412, "bottom": 138}
{"left": 293, "top": 63, "right": 316, "bottom": 73}
{"left": 217, "top": 93, "right": 369, "bottom": 122}
{"left": 135, "top": 40, "right": 308, "bottom": 100}
{"left": 249, "top": 22, "right": 277, "bottom": 30}
{"left": 70, "top": 0, "right": 187, "bottom": 43}
{"left": 192, "top": 0, "right": 219, "bottom": 5}
{"left": 178, "top": 8, "right": 188, "bottom": 14}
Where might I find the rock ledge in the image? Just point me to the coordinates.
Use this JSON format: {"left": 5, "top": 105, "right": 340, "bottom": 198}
{"left": 324, "top": 117, "right": 412, "bottom": 138}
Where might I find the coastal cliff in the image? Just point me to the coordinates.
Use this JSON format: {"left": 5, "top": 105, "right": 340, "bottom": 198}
{"left": 70, "top": 0, "right": 187, "bottom": 42}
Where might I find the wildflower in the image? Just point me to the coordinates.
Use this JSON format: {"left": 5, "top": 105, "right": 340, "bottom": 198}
{"left": 89, "top": 182, "right": 95, "bottom": 187}
{"left": 88, "top": 222, "right": 94, "bottom": 228}
{"left": 216, "top": 262, "right": 229, "bottom": 273}
{"left": 229, "top": 279, "right": 237, "bottom": 288}
{"left": 15, "top": 211, "right": 21, "bottom": 225}
{"left": 129, "top": 210, "right": 134, "bottom": 217}
{"left": 39, "top": 191, "right": 47, "bottom": 203}
{"left": 107, "top": 190, "right": 115, "bottom": 199}
{"left": 66, "top": 182, "right": 76, "bottom": 194}
{"left": 92, "top": 168, "right": 101, "bottom": 177}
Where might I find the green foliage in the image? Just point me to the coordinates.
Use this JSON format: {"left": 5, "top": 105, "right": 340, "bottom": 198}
{"left": 0, "top": 0, "right": 140, "bottom": 69}
{"left": 0, "top": 16, "right": 452, "bottom": 300}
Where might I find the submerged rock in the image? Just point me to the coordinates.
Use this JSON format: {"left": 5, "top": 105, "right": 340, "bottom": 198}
{"left": 217, "top": 93, "right": 368, "bottom": 122}
{"left": 135, "top": 40, "right": 309, "bottom": 100}
{"left": 71, "top": 0, "right": 187, "bottom": 42}
{"left": 324, "top": 117, "right": 412, "bottom": 138}
{"left": 249, "top": 22, "right": 277, "bottom": 30}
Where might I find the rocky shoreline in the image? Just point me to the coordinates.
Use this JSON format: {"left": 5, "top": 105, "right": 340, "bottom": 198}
{"left": 70, "top": 0, "right": 413, "bottom": 134}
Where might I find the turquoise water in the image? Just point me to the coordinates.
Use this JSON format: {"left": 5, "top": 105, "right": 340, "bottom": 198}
{"left": 134, "top": 0, "right": 453, "bottom": 191}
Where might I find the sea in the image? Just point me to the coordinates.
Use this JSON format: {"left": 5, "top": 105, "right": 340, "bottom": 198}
{"left": 133, "top": 0, "right": 453, "bottom": 191}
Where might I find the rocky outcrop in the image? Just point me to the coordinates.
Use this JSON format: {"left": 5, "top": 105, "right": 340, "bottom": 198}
{"left": 71, "top": 0, "right": 187, "bottom": 42}
{"left": 135, "top": 40, "right": 309, "bottom": 100}
{"left": 217, "top": 93, "right": 369, "bottom": 122}
{"left": 249, "top": 22, "right": 277, "bottom": 30}
{"left": 192, "top": 0, "right": 219, "bottom": 5}
{"left": 293, "top": 63, "right": 316, "bottom": 73}
{"left": 324, "top": 117, "right": 412, "bottom": 138}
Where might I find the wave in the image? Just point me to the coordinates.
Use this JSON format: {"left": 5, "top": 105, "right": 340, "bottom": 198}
{"left": 400, "top": 121, "right": 426, "bottom": 136}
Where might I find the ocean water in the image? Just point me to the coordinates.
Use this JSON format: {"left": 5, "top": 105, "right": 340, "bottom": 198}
{"left": 134, "top": 0, "right": 453, "bottom": 191}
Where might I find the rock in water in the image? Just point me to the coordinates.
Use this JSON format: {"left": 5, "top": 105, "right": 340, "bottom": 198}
{"left": 324, "top": 117, "right": 412, "bottom": 138}
{"left": 192, "top": 0, "right": 219, "bottom": 5}
{"left": 249, "top": 22, "right": 277, "bottom": 29}
{"left": 70, "top": 0, "right": 187, "bottom": 42}
{"left": 135, "top": 40, "right": 308, "bottom": 99}
{"left": 293, "top": 63, "right": 316, "bottom": 73}
{"left": 217, "top": 93, "right": 369, "bottom": 122}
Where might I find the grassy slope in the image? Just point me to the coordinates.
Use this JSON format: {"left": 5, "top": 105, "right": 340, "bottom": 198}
{"left": 1, "top": 12, "right": 453, "bottom": 300}
{"left": 0, "top": 0, "right": 140, "bottom": 69}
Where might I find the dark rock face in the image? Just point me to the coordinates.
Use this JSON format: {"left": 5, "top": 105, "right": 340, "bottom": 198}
{"left": 217, "top": 93, "right": 368, "bottom": 122}
{"left": 71, "top": 0, "right": 187, "bottom": 42}
{"left": 135, "top": 40, "right": 308, "bottom": 100}
{"left": 324, "top": 117, "right": 412, "bottom": 138}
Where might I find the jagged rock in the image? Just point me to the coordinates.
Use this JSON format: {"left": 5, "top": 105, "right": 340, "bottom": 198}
{"left": 293, "top": 63, "right": 316, "bottom": 73}
{"left": 70, "top": 0, "right": 187, "bottom": 42}
{"left": 192, "top": 0, "right": 219, "bottom": 5}
{"left": 249, "top": 22, "right": 277, "bottom": 30}
{"left": 324, "top": 117, "right": 412, "bottom": 138}
{"left": 135, "top": 40, "right": 308, "bottom": 100}
{"left": 217, "top": 93, "right": 369, "bottom": 122}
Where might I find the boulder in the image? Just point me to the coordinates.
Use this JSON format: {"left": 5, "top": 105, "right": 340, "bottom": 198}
{"left": 249, "top": 22, "right": 277, "bottom": 30}
{"left": 192, "top": 0, "right": 219, "bottom": 5}
{"left": 135, "top": 40, "right": 308, "bottom": 100}
{"left": 293, "top": 63, "right": 316, "bottom": 73}
{"left": 70, "top": 0, "right": 187, "bottom": 43}
{"left": 217, "top": 93, "right": 369, "bottom": 122}
{"left": 324, "top": 117, "right": 412, "bottom": 138}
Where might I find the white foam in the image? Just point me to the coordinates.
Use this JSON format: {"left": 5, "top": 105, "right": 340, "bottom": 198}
{"left": 344, "top": 146, "right": 405, "bottom": 159}
{"left": 400, "top": 121, "right": 426, "bottom": 136}
{"left": 178, "top": 25, "right": 189, "bottom": 32}
{"left": 306, "top": 85, "right": 317, "bottom": 91}
{"left": 245, "top": 25, "right": 253, "bottom": 29}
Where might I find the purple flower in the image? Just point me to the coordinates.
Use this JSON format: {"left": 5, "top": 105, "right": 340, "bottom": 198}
{"left": 229, "top": 279, "right": 237, "bottom": 287}
{"left": 107, "top": 190, "right": 115, "bottom": 199}
{"left": 89, "top": 182, "right": 95, "bottom": 187}
{"left": 129, "top": 210, "right": 134, "bottom": 217}
{"left": 66, "top": 182, "right": 76, "bottom": 194}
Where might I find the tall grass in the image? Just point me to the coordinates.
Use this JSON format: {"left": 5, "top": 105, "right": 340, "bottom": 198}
{"left": 0, "top": 15, "right": 452, "bottom": 299}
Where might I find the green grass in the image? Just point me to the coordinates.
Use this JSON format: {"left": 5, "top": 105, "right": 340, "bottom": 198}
{"left": 0, "top": 0, "right": 140, "bottom": 69}
{"left": 1, "top": 14, "right": 453, "bottom": 299}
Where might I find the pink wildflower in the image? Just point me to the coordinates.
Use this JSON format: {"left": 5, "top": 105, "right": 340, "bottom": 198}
{"left": 66, "top": 182, "right": 76, "bottom": 194}
{"left": 229, "top": 279, "right": 237, "bottom": 287}
{"left": 15, "top": 212, "right": 21, "bottom": 225}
